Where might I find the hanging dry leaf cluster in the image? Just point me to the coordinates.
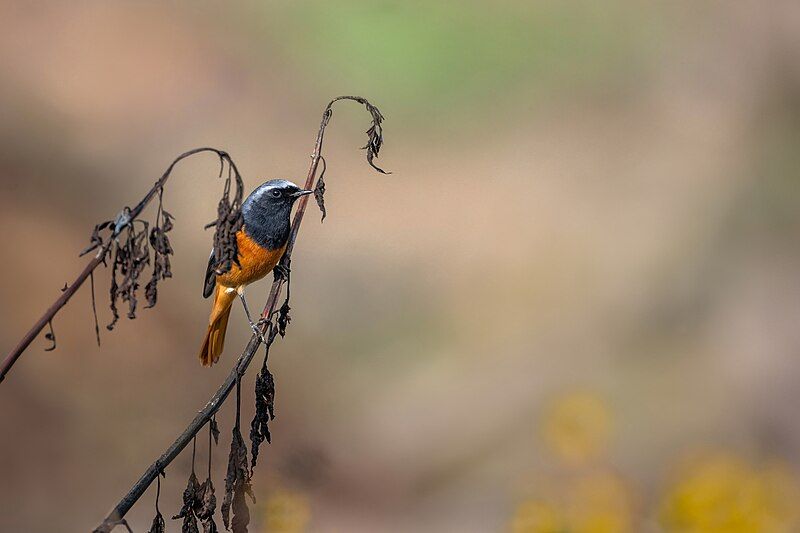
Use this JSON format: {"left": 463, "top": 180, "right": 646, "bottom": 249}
{"left": 88, "top": 97, "right": 389, "bottom": 533}
{"left": 79, "top": 148, "right": 244, "bottom": 335}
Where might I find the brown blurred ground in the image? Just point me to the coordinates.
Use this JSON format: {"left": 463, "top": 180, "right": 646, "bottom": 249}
{"left": 1, "top": 2, "right": 799, "bottom": 532}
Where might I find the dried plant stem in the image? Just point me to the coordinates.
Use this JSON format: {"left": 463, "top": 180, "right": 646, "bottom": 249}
{"left": 0, "top": 240, "right": 112, "bottom": 383}
{"left": 92, "top": 95, "right": 383, "bottom": 533}
{"left": 93, "top": 336, "right": 262, "bottom": 533}
{"left": 0, "top": 147, "right": 242, "bottom": 385}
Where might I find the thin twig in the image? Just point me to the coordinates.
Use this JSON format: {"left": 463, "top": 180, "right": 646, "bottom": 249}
{"left": 92, "top": 95, "right": 386, "bottom": 532}
{"left": 90, "top": 271, "right": 101, "bottom": 347}
{"left": 1, "top": 241, "right": 111, "bottom": 383}
{"left": 92, "top": 333, "right": 263, "bottom": 533}
{"left": 0, "top": 148, "right": 242, "bottom": 385}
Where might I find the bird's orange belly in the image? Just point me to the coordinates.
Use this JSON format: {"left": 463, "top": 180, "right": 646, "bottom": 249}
{"left": 216, "top": 229, "right": 286, "bottom": 289}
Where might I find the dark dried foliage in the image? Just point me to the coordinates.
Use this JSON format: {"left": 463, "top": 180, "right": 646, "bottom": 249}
{"left": 223, "top": 380, "right": 254, "bottom": 533}
{"left": 272, "top": 256, "right": 290, "bottom": 283}
{"left": 145, "top": 195, "right": 175, "bottom": 308}
{"left": 311, "top": 96, "right": 390, "bottom": 222}
{"left": 197, "top": 479, "right": 219, "bottom": 533}
{"left": 327, "top": 96, "right": 389, "bottom": 174}
{"left": 44, "top": 320, "right": 56, "bottom": 351}
{"left": 147, "top": 475, "right": 166, "bottom": 533}
{"left": 107, "top": 221, "right": 151, "bottom": 329}
{"left": 277, "top": 300, "right": 291, "bottom": 338}
{"left": 89, "top": 98, "right": 391, "bottom": 533}
{"left": 198, "top": 418, "right": 220, "bottom": 533}
{"left": 147, "top": 512, "right": 166, "bottom": 533}
{"left": 210, "top": 417, "right": 220, "bottom": 446}
{"left": 361, "top": 102, "right": 388, "bottom": 174}
{"left": 222, "top": 426, "right": 253, "bottom": 532}
{"left": 273, "top": 260, "right": 292, "bottom": 338}
{"left": 81, "top": 220, "right": 113, "bottom": 257}
{"left": 172, "top": 471, "right": 202, "bottom": 533}
{"left": 78, "top": 148, "right": 244, "bottom": 333}
{"left": 249, "top": 364, "right": 275, "bottom": 473}
{"left": 313, "top": 156, "right": 327, "bottom": 221}
{"left": 205, "top": 157, "right": 244, "bottom": 278}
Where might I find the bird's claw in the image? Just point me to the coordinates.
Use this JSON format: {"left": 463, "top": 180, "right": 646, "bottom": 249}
{"left": 248, "top": 319, "right": 269, "bottom": 345}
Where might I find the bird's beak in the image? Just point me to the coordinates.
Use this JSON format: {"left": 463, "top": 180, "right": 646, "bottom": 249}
{"left": 292, "top": 189, "right": 313, "bottom": 198}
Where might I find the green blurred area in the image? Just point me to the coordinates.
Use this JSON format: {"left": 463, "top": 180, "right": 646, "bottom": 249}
{"left": 237, "top": 1, "right": 665, "bottom": 133}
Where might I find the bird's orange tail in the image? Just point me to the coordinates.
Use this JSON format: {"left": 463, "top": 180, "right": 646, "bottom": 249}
{"left": 199, "top": 284, "right": 236, "bottom": 366}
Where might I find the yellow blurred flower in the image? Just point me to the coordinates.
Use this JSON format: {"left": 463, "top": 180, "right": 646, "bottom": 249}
{"left": 567, "top": 470, "right": 634, "bottom": 533}
{"left": 541, "top": 392, "right": 612, "bottom": 465}
{"left": 659, "top": 452, "right": 800, "bottom": 532}
{"left": 263, "top": 488, "right": 311, "bottom": 533}
{"left": 511, "top": 500, "right": 565, "bottom": 533}
{"left": 511, "top": 469, "right": 634, "bottom": 533}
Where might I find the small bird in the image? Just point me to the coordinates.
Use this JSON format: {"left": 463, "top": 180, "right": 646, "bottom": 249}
{"left": 199, "top": 179, "right": 312, "bottom": 366}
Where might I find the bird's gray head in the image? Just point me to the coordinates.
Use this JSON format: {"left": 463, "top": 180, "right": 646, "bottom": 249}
{"left": 242, "top": 179, "right": 312, "bottom": 249}
{"left": 245, "top": 179, "right": 312, "bottom": 208}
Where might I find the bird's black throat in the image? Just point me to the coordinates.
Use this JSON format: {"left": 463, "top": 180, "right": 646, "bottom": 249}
{"left": 242, "top": 201, "right": 292, "bottom": 250}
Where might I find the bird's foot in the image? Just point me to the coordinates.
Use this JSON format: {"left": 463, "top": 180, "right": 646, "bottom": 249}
{"left": 238, "top": 290, "right": 270, "bottom": 344}
{"left": 247, "top": 317, "right": 270, "bottom": 345}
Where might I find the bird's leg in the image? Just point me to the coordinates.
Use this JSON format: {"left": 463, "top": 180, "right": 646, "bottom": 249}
{"left": 237, "top": 287, "right": 268, "bottom": 344}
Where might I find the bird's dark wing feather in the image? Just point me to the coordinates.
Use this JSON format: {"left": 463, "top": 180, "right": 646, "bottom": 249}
{"left": 203, "top": 250, "right": 216, "bottom": 298}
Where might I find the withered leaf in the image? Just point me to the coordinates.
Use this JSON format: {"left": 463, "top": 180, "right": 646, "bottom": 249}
{"left": 249, "top": 365, "right": 275, "bottom": 472}
{"left": 90, "top": 149, "right": 244, "bottom": 334}
{"left": 44, "top": 320, "right": 56, "bottom": 351}
{"left": 231, "top": 486, "right": 252, "bottom": 533}
{"left": 197, "top": 478, "right": 219, "bottom": 533}
{"left": 80, "top": 220, "right": 113, "bottom": 257}
{"left": 147, "top": 511, "right": 165, "bottom": 533}
{"left": 107, "top": 222, "right": 151, "bottom": 327}
{"left": 313, "top": 174, "right": 326, "bottom": 221}
{"left": 326, "top": 95, "right": 389, "bottom": 174}
{"left": 313, "top": 157, "right": 327, "bottom": 222}
{"left": 353, "top": 97, "right": 388, "bottom": 174}
{"left": 222, "top": 426, "right": 253, "bottom": 532}
{"left": 206, "top": 172, "right": 244, "bottom": 279}
{"left": 107, "top": 271, "right": 120, "bottom": 330}
{"left": 210, "top": 418, "right": 220, "bottom": 446}
{"left": 182, "top": 514, "right": 200, "bottom": 533}
{"left": 272, "top": 256, "right": 290, "bottom": 283}
{"left": 277, "top": 300, "right": 291, "bottom": 338}
{"left": 145, "top": 206, "right": 175, "bottom": 308}
{"left": 161, "top": 209, "right": 175, "bottom": 232}
{"left": 172, "top": 471, "right": 202, "bottom": 533}
{"left": 144, "top": 278, "right": 159, "bottom": 309}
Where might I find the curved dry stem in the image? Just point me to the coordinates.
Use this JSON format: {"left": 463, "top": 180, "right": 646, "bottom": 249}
{"left": 92, "top": 96, "right": 388, "bottom": 532}
{"left": 0, "top": 148, "right": 244, "bottom": 384}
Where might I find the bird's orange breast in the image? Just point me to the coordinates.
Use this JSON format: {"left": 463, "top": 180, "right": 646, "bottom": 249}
{"left": 216, "top": 229, "right": 286, "bottom": 289}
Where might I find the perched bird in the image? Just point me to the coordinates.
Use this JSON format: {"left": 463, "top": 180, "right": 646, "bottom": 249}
{"left": 199, "top": 179, "right": 312, "bottom": 366}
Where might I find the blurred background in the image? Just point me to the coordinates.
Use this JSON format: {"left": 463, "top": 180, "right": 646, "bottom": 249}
{"left": 1, "top": 1, "right": 799, "bottom": 531}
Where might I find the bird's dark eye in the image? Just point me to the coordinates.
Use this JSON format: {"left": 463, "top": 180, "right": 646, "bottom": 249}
{"left": 270, "top": 189, "right": 282, "bottom": 198}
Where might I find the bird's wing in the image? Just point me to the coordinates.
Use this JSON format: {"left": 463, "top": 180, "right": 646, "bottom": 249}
{"left": 203, "top": 249, "right": 216, "bottom": 298}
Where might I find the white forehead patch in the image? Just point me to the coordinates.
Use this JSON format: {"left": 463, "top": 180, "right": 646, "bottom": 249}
{"left": 248, "top": 179, "right": 299, "bottom": 203}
